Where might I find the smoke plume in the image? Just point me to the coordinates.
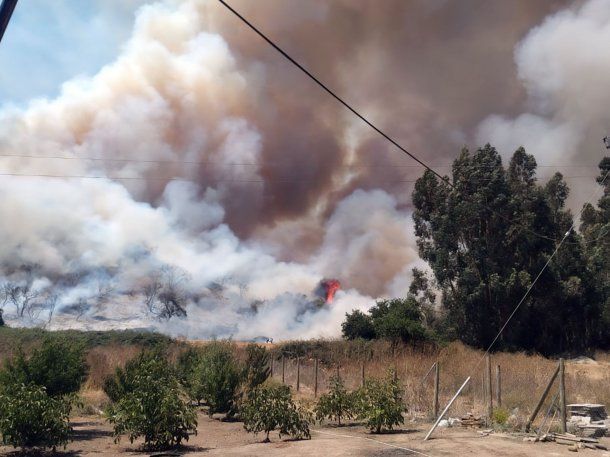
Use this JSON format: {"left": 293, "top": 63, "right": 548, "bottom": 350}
{"left": 0, "top": 0, "right": 589, "bottom": 339}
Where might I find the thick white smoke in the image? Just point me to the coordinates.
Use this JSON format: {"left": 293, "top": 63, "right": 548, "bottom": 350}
{"left": 0, "top": 0, "right": 419, "bottom": 339}
{"left": 477, "top": 0, "right": 610, "bottom": 196}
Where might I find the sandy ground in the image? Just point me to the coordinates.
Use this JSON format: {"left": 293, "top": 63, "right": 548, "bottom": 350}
{"left": 1, "top": 413, "right": 608, "bottom": 457}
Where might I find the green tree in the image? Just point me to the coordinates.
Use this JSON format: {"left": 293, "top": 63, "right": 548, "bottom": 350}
{"left": 105, "top": 351, "right": 197, "bottom": 450}
{"left": 315, "top": 374, "right": 356, "bottom": 425}
{"left": 355, "top": 369, "right": 404, "bottom": 434}
{"left": 412, "top": 145, "right": 600, "bottom": 354}
{"left": 341, "top": 310, "right": 376, "bottom": 340}
{"left": 0, "top": 337, "right": 88, "bottom": 397}
{"left": 580, "top": 156, "right": 610, "bottom": 346}
{"left": 0, "top": 383, "right": 72, "bottom": 450}
{"left": 191, "top": 341, "right": 242, "bottom": 417}
{"left": 241, "top": 382, "right": 310, "bottom": 442}
{"left": 175, "top": 346, "right": 203, "bottom": 402}
{"left": 243, "top": 344, "right": 271, "bottom": 391}
{"left": 370, "top": 298, "right": 428, "bottom": 344}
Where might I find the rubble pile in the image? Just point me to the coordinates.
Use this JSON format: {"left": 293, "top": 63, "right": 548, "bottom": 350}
{"left": 460, "top": 413, "right": 485, "bottom": 427}
{"left": 568, "top": 404, "right": 608, "bottom": 438}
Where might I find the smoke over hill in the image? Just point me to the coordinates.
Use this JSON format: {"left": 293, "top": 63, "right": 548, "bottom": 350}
{"left": 1, "top": 0, "right": 606, "bottom": 339}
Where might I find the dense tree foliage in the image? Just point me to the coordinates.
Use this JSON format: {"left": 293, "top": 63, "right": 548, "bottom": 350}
{"left": 241, "top": 382, "right": 310, "bottom": 442}
{"left": 242, "top": 343, "right": 271, "bottom": 391}
{"left": 580, "top": 157, "right": 610, "bottom": 346}
{"left": 411, "top": 145, "right": 602, "bottom": 354}
{"left": 0, "top": 337, "right": 88, "bottom": 397}
{"left": 341, "top": 310, "right": 376, "bottom": 340}
{"left": 342, "top": 146, "right": 608, "bottom": 355}
{"left": 0, "top": 383, "right": 72, "bottom": 450}
{"left": 105, "top": 350, "right": 197, "bottom": 450}
{"left": 189, "top": 341, "right": 242, "bottom": 417}
{"left": 342, "top": 298, "right": 430, "bottom": 343}
{"left": 355, "top": 369, "right": 404, "bottom": 433}
{"left": 315, "top": 374, "right": 356, "bottom": 425}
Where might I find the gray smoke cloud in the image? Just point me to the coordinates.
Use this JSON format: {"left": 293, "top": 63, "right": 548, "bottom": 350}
{"left": 0, "top": 0, "right": 588, "bottom": 339}
{"left": 477, "top": 0, "right": 610, "bottom": 203}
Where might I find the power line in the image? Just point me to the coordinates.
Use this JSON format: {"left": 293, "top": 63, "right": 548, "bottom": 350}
{"left": 0, "top": 170, "right": 598, "bottom": 184}
{"left": 0, "top": 171, "right": 424, "bottom": 184}
{"left": 0, "top": 153, "right": 602, "bottom": 169}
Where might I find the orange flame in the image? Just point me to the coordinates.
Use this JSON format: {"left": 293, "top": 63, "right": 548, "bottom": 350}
{"left": 321, "top": 279, "right": 341, "bottom": 303}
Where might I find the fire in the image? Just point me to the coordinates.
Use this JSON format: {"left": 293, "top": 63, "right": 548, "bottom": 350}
{"left": 321, "top": 279, "right": 341, "bottom": 303}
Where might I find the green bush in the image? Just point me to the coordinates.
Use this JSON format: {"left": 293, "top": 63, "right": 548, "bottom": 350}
{"left": 190, "top": 341, "right": 242, "bottom": 416}
{"left": 241, "top": 382, "right": 310, "bottom": 442}
{"left": 341, "top": 298, "right": 431, "bottom": 345}
{"left": 0, "top": 337, "right": 88, "bottom": 397}
{"left": 492, "top": 407, "right": 509, "bottom": 425}
{"left": 341, "top": 310, "right": 376, "bottom": 340}
{"left": 356, "top": 370, "right": 404, "bottom": 433}
{"left": 105, "top": 351, "right": 197, "bottom": 450}
{"left": 0, "top": 383, "right": 72, "bottom": 450}
{"left": 243, "top": 344, "right": 270, "bottom": 391}
{"left": 175, "top": 347, "right": 204, "bottom": 402}
{"left": 315, "top": 375, "right": 356, "bottom": 425}
{"left": 102, "top": 365, "right": 136, "bottom": 403}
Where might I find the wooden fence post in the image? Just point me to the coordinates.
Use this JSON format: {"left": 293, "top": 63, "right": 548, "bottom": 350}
{"left": 434, "top": 361, "right": 440, "bottom": 418}
{"left": 525, "top": 364, "right": 560, "bottom": 432}
{"left": 495, "top": 365, "right": 501, "bottom": 408}
{"left": 559, "top": 358, "right": 567, "bottom": 433}
{"left": 270, "top": 357, "right": 274, "bottom": 378}
{"left": 486, "top": 355, "right": 493, "bottom": 424}
{"left": 296, "top": 357, "right": 301, "bottom": 391}
{"left": 281, "top": 355, "right": 285, "bottom": 384}
{"left": 314, "top": 358, "right": 319, "bottom": 397}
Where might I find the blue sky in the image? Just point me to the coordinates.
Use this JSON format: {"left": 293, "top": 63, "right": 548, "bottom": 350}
{"left": 0, "top": 0, "right": 147, "bottom": 107}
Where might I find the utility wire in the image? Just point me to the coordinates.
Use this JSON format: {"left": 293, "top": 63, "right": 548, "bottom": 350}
{"left": 0, "top": 152, "right": 602, "bottom": 169}
{"left": 0, "top": 171, "right": 422, "bottom": 184}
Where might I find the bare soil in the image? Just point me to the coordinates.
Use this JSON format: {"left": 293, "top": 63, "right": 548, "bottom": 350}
{"left": 1, "top": 413, "right": 608, "bottom": 457}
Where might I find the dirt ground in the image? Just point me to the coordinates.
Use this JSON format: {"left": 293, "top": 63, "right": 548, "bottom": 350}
{"left": 1, "top": 413, "right": 608, "bottom": 457}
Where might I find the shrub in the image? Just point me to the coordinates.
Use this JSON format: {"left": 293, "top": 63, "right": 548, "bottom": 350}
{"left": 175, "top": 347, "right": 203, "bottom": 402}
{"left": 356, "top": 370, "right": 404, "bottom": 433}
{"left": 0, "top": 337, "right": 88, "bottom": 397}
{"left": 241, "top": 382, "right": 310, "bottom": 442}
{"left": 102, "top": 365, "right": 135, "bottom": 403}
{"left": 342, "top": 310, "right": 376, "bottom": 340}
{"left": 370, "top": 298, "right": 429, "bottom": 344}
{"left": 0, "top": 383, "right": 72, "bottom": 450}
{"left": 243, "top": 344, "right": 270, "bottom": 391}
{"left": 191, "top": 341, "right": 242, "bottom": 416}
{"left": 105, "top": 351, "right": 197, "bottom": 450}
{"left": 315, "top": 375, "right": 356, "bottom": 425}
{"left": 341, "top": 298, "right": 431, "bottom": 345}
{"left": 492, "top": 407, "right": 509, "bottom": 425}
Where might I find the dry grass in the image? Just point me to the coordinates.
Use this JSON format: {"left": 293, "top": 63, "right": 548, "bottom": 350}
{"left": 268, "top": 340, "right": 610, "bottom": 427}
{"left": 3, "top": 334, "right": 608, "bottom": 430}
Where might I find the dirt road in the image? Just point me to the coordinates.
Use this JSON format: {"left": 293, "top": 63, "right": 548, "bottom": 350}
{"left": 2, "top": 414, "right": 608, "bottom": 457}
